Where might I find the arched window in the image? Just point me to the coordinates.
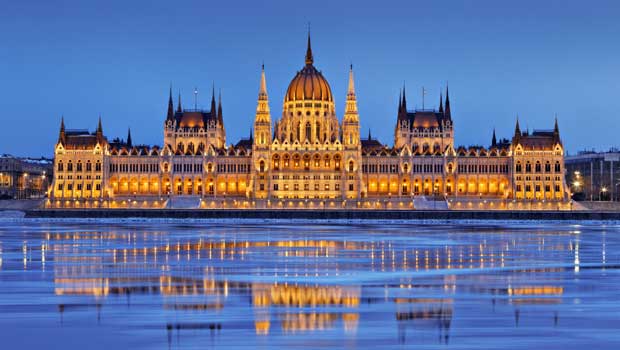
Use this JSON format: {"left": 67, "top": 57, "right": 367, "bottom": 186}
{"left": 348, "top": 161, "right": 354, "bottom": 172}
{"left": 259, "top": 160, "right": 265, "bottom": 172}
{"left": 57, "top": 161, "right": 63, "bottom": 172}
{"left": 555, "top": 161, "right": 561, "bottom": 172}
{"left": 95, "top": 161, "right": 101, "bottom": 172}
{"left": 177, "top": 142, "right": 184, "bottom": 153}
{"left": 545, "top": 162, "right": 551, "bottom": 172}
{"left": 525, "top": 162, "right": 532, "bottom": 172}
{"left": 77, "top": 161, "right": 82, "bottom": 172}
{"left": 305, "top": 122, "right": 311, "bottom": 142}
{"left": 86, "top": 161, "right": 92, "bottom": 172}
{"left": 516, "top": 162, "right": 522, "bottom": 172}
{"left": 316, "top": 122, "right": 321, "bottom": 141}
{"left": 188, "top": 143, "right": 195, "bottom": 154}
{"left": 535, "top": 161, "right": 541, "bottom": 173}
{"left": 403, "top": 163, "right": 409, "bottom": 173}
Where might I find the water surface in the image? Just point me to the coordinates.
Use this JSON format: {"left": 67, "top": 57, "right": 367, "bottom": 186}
{"left": 0, "top": 220, "right": 618, "bottom": 349}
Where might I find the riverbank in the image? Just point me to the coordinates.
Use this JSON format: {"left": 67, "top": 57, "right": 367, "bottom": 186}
{"left": 22, "top": 208, "right": 620, "bottom": 221}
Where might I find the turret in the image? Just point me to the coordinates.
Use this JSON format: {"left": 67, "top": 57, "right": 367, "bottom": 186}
{"left": 491, "top": 128, "right": 497, "bottom": 147}
{"left": 167, "top": 86, "right": 174, "bottom": 120}
{"left": 96, "top": 116, "right": 104, "bottom": 144}
{"left": 58, "top": 116, "right": 66, "bottom": 145}
{"left": 176, "top": 91, "right": 182, "bottom": 113}
{"left": 126, "top": 128, "right": 133, "bottom": 148}
{"left": 343, "top": 64, "right": 360, "bottom": 147}
{"left": 444, "top": 85, "right": 451, "bottom": 120}
{"left": 513, "top": 118, "right": 521, "bottom": 143}
{"left": 439, "top": 92, "right": 444, "bottom": 114}
{"left": 253, "top": 64, "right": 272, "bottom": 147}
{"left": 553, "top": 116, "right": 561, "bottom": 145}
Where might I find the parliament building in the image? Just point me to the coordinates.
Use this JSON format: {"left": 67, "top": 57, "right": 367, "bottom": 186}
{"left": 49, "top": 35, "right": 570, "bottom": 210}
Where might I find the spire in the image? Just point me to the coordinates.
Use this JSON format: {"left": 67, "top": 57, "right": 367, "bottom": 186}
{"left": 368, "top": 128, "right": 372, "bottom": 140}
{"left": 439, "top": 91, "right": 444, "bottom": 114}
{"left": 167, "top": 85, "right": 174, "bottom": 120}
{"left": 217, "top": 90, "right": 223, "bottom": 124}
{"left": 97, "top": 115, "right": 103, "bottom": 133}
{"left": 176, "top": 91, "right": 182, "bottom": 113}
{"left": 344, "top": 64, "right": 359, "bottom": 120}
{"left": 553, "top": 115, "right": 561, "bottom": 144}
{"left": 491, "top": 128, "right": 497, "bottom": 147}
{"left": 402, "top": 83, "right": 407, "bottom": 112}
{"left": 58, "top": 116, "right": 66, "bottom": 144}
{"left": 513, "top": 117, "right": 521, "bottom": 142}
{"left": 210, "top": 84, "right": 217, "bottom": 118}
{"left": 126, "top": 128, "right": 132, "bottom": 148}
{"left": 347, "top": 64, "right": 356, "bottom": 97}
{"left": 398, "top": 89, "right": 402, "bottom": 114}
{"left": 258, "top": 64, "right": 268, "bottom": 100}
{"left": 254, "top": 64, "right": 271, "bottom": 122}
{"left": 305, "top": 29, "right": 314, "bottom": 66}
{"left": 444, "top": 84, "right": 451, "bottom": 119}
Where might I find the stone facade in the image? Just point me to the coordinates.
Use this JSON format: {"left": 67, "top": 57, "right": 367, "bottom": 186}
{"left": 49, "top": 35, "right": 570, "bottom": 210}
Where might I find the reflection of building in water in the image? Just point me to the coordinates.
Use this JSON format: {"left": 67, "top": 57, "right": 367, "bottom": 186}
{"left": 252, "top": 283, "right": 360, "bottom": 335}
{"left": 395, "top": 298, "right": 453, "bottom": 345}
{"left": 252, "top": 283, "right": 360, "bottom": 307}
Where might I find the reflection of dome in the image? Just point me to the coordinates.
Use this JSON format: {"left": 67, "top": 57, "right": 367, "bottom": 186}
{"left": 285, "top": 35, "right": 333, "bottom": 103}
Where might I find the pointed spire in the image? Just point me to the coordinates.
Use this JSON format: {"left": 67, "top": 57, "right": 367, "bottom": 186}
{"left": 305, "top": 29, "right": 314, "bottom": 66}
{"left": 444, "top": 84, "right": 451, "bottom": 119}
{"left": 177, "top": 91, "right": 182, "bottom": 113}
{"left": 398, "top": 89, "right": 402, "bottom": 114}
{"left": 97, "top": 116, "right": 102, "bottom": 133}
{"left": 439, "top": 91, "right": 444, "bottom": 114}
{"left": 258, "top": 64, "right": 268, "bottom": 100}
{"left": 368, "top": 128, "right": 372, "bottom": 140}
{"left": 344, "top": 64, "right": 359, "bottom": 120}
{"left": 491, "top": 128, "right": 497, "bottom": 147}
{"left": 514, "top": 117, "right": 521, "bottom": 142}
{"left": 167, "top": 85, "right": 174, "bottom": 120}
{"left": 126, "top": 128, "right": 132, "bottom": 148}
{"left": 58, "top": 116, "right": 66, "bottom": 144}
{"left": 217, "top": 89, "right": 223, "bottom": 124}
{"left": 210, "top": 84, "right": 217, "bottom": 118}
{"left": 553, "top": 114, "right": 561, "bottom": 144}
{"left": 402, "top": 83, "right": 407, "bottom": 112}
{"left": 347, "top": 64, "right": 356, "bottom": 97}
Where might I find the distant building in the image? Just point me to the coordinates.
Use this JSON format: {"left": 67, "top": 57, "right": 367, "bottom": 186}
{"left": 49, "top": 34, "right": 569, "bottom": 210}
{"left": 565, "top": 150, "right": 620, "bottom": 201}
{"left": 0, "top": 154, "right": 53, "bottom": 199}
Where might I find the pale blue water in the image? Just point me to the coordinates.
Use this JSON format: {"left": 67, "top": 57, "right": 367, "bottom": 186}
{"left": 0, "top": 220, "right": 618, "bottom": 349}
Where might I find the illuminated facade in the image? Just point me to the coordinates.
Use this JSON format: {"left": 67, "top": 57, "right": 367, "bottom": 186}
{"left": 50, "top": 34, "right": 570, "bottom": 210}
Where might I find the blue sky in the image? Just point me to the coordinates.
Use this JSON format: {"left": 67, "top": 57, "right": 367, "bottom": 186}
{"left": 1, "top": 0, "right": 619, "bottom": 157}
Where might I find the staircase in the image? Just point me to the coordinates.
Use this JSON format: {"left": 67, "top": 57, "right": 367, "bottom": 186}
{"left": 167, "top": 196, "right": 201, "bottom": 209}
{"left": 413, "top": 196, "right": 449, "bottom": 210}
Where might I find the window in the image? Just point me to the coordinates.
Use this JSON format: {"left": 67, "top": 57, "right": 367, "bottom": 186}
{"left": 335, "top": 184, "right": 340, "bottom": 191}
{"left": 77, "top": 162, "right": 82, "bottom": 172}
{"left": 525, "top": 162, "right": 532, "bottom": 172}
{"left": 516, "top": 162, "right": 522, "bottom": 172}
{"left": 324, "top": 184, "right": 330, "bottom": 190}
{"left": 535, "top": 162, "right": 541, "bottom": 173}
{"left": 314, "top": 184, "right": 320, "bottom": 191}
{"left": 67, "top": 184, "right": 73, "bottom": 191}
{"left": 86, "top": 184, "right": 92, "bottom": 191}
{"left": 349, "top": 183, "right": 354, "bottom": 191}
{"left": 96, "top": 184, "right": 101, "bottom": 191}
{"left": 57, "top": 162, "right": 63, "bottom": 171}
{"left": 67, "top": 162, "right": 73, "bottom": 172}
{"left": 57, "top": 184, "right": 63, "bottom": 191}
{"left": 259, "top": 184, "right": 264, "bottom": 191}
{"left": 555, "top": 162, "right": 561, "bottom": 172}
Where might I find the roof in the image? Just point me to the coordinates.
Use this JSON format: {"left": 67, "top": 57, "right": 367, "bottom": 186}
{"left": 403, "top": 110, "right": 447, "bottom": 130}
{"left": 174, "top": 110, "right": 216, "bottom": 129}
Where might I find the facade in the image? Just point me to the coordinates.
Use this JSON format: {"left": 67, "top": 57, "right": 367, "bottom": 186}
{"left": 49, "top": 35, "right": 570, "bottom": 210}
{"left": 565, "top": 150, "right": 620, "bottom": 201}
{"left": 0, "top": 154, "right": 53, "bottom": 199}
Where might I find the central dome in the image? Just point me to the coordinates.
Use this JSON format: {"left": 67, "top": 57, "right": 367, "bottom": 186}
{"left": 284, "top": 35, "right": 333, "bottom": 103}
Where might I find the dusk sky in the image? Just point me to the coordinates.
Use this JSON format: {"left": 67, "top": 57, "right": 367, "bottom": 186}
{"left": 1, "top": 0, "right": 619, "bottom": 157}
